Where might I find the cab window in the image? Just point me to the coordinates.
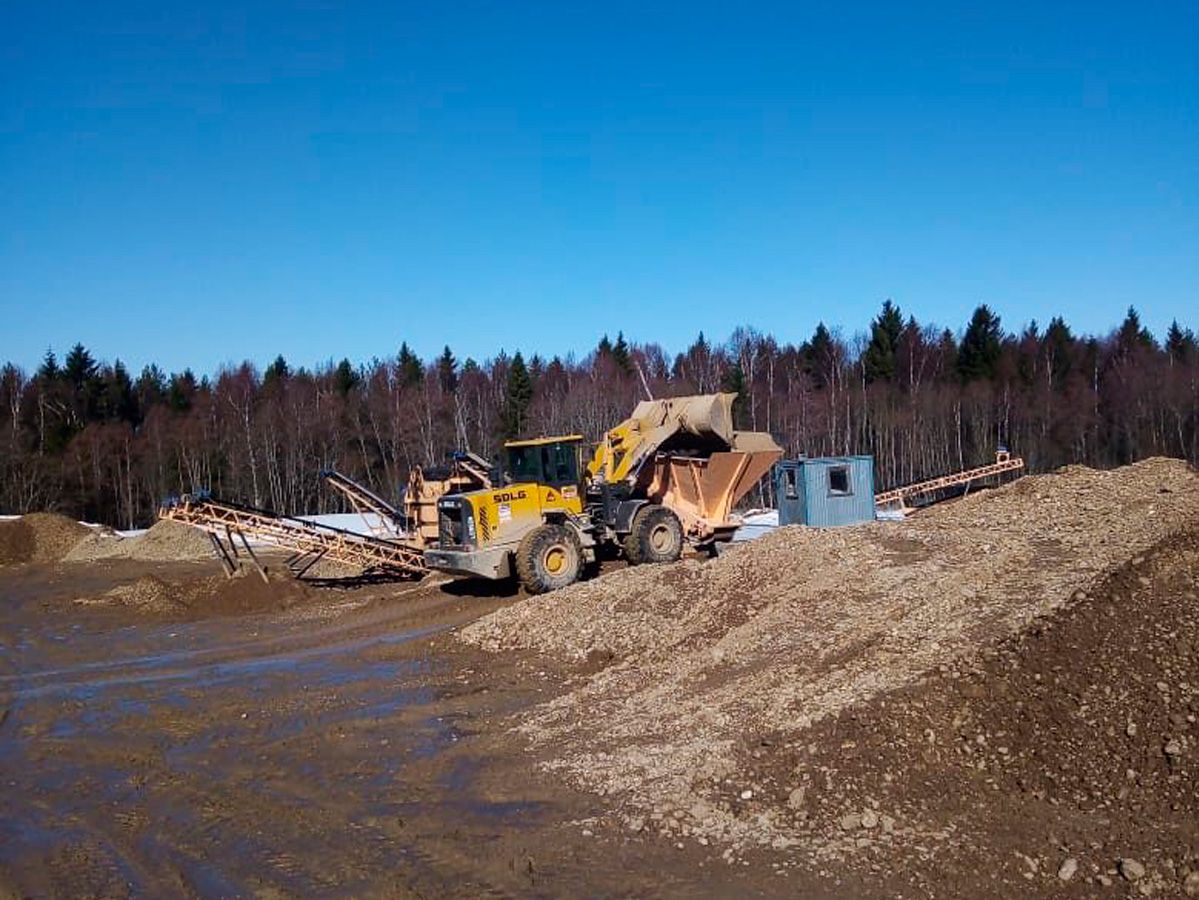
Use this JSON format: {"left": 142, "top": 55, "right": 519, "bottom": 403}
{"left": 543, "top": 442, "right": 579, "bottom": 488}
{"left": 506, "top": 445, "right": 543, "bottom": 483}
{"left": 505, "top": 441, "right": 579, "bottom": 488}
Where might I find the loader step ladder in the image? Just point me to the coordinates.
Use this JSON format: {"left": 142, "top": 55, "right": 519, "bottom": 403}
{"left": 318, "top": 469, "right": 406, "bottom": 540}
{"left": 874, "top": 451, "right": 1025, "bottom": 513}
{"left": 159, "top": 495, "right": 427, "bottom": 580}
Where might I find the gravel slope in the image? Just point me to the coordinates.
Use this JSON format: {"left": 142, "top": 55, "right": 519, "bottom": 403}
{"left": 461, "top": 458, "right": 1199, "bottom": 880}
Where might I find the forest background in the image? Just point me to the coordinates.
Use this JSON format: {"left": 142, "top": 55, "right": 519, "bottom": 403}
{"left": 3, "top": 302, "right": 1196, "bottom": 528}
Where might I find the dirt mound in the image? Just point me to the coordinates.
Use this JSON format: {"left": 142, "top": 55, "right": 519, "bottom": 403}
{"left": 0, "top": 513, "right": 91, "bottom": 564}
{"left": 76, "top": 575, "right": 187, "bottom": 614}
{"left": 300, "top": 557, "right": 364, "bottom": 580}
{"left": 736, "top": 528, "right": 1198, "bottom": 895}
{"left": 460, "top": 457, "right": 1199, "bottom": 859}
{"left": 65, "top": 519, "right": 214, "bottom": 562}
{"left": 77, "top": 569, "right": 315, "bottom": 618}
{"left": 194, "top": 569, "right": 315, "bottom": 616}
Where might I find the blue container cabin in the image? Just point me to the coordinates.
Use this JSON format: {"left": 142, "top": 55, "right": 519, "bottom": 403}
{"left": 774, "top": 456, "right": 876, "bottom": 527}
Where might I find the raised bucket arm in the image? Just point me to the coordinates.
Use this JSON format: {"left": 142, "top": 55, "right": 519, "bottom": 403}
{"left": 587, "top": 393, "right": 740, "bottom": 486}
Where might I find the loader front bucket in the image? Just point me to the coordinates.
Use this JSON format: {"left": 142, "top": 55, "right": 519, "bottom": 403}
{"left": 646, "top": 440, "right": 782, "bottom": 542}
{"left": 628, "top": 392, "right": 738, "bottom": 445}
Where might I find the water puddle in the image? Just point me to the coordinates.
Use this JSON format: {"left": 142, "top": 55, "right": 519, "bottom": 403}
{"left": 7, "top": 623, "right": 447, "bottom": 701}
{"left": 0, "top": 599, "right": 553, "bottom": 897}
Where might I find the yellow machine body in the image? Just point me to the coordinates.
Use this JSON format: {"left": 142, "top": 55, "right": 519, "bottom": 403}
{"left": 424, "top": 394, "right": 782, "bottom": 589}
{"left": 423, "top": 435, "right": 589, "bottom": 580}
{"left": 467, "top": 479, "right": 584, "bottom": 546}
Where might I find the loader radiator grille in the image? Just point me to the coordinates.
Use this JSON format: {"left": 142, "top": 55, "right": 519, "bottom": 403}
{"left": 437, "top": 499, "right": 471, "bottom": 547}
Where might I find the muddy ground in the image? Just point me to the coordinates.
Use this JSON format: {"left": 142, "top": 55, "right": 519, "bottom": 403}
{"left": 2, "top": 461, "right": 1197, "bottom": 899}
{"left": 0, "top": 556, "right": 846, "bottom": 899}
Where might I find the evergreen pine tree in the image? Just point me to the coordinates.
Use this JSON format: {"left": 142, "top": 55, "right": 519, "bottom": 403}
{"left": 104, "top": 361, "right": 139, "bottom": 424}
{"left": 528, "top": 353, "right": 544, "bottom": 386}
{"left": 1165, "top": 320, "right": 1196, "bottom": 363}
{"left": 37, "top": 349, "right": 60, "bottom": 382}
{"left": 437, "top": 346, "right": 458, "bottom": 393}
{"left": 862, "top": 300, "right": 904, "bottom": 383}
{"left": 1015, "top": 321, "right": 1039, "bottom": 387}
{"left": 802, "top": 322, "right": 833, "bottom": 387}
{"left": 62, "top": 343, "right": 102, "bottom": 422}
{"left": 1116, "top": 306, "right": 1156, "bottom": 357}
{"left": 936, "top": 328, "right": 959, "bottom": 380}
{"left": 168, "top": 370, "right": 197, "bottom": 412}
{"left": 264, "top": 354, "right": 290, "bottom": 387}
{"left": 137, "top": 365, "right": 167, "bottom": 409}
{"left": 63, "top": 343, "right": 98, "bottom": 389}
{"left": 397, "top": 342, "right": 423, "bottom": 386}
{"left": 33, "top": 348, "right": 73, "bottom": 452}
{"left": 1043, "top": 316, "right": 1075, "bottom": 387}
{"left": 503, "top": 352, "right": 533, "bottom": 438}
{"left": 333, "top": 358, "right": 359, "bottom": 397}
{"left": 958, "top": 305, "right": 1003, "bottom": 382}
{"left": 611, "top": 331, "right": 632, "bottom": 374}
{"left": 721, "top": 360, "right": 748, "bottom": 425}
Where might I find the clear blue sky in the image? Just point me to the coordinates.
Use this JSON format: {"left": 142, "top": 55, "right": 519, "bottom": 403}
{"left": 2, "top": 1, "right": 1196, "bottom": 375}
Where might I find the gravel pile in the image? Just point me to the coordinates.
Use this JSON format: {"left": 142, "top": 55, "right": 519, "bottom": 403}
{"left": 0, "top": 513, "right": 92, "bottom": 564}
{"left": 75, "top": 575, "right": 187, "bottom": 614}
{"left": 65, "top": 519, "right": 214, "bottom": 562}
{"left": 76, "top": 569, "right": 314, "bottom": 617}
{"left": 461, "top": 458, "right": 1199, "bottom": 865}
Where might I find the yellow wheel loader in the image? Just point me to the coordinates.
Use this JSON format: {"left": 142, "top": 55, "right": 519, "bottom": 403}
{"left": 423, "top": 393, "right": 781, "bottom": 593}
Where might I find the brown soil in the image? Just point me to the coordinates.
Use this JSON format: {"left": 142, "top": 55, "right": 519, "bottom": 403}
{"left": 462, "top": 458, "right": 1199, "bottom": 873}
{"left": 731, "top": 527, "right": 1199, "bottom": 895}
{"left": 64, "top": 518, "right": 215, "bottom": 562}
{"left": 0, "top": 513, "right": 91, "bottom": 564}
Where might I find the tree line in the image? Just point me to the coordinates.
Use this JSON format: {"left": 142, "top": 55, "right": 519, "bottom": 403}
{"left": 1, "top": 304, "right": 1196, "bottom": 528}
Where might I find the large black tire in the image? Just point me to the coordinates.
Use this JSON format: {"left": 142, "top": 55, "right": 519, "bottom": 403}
{"left": 623, "top": 505, "right": 684, "bottom": 565}
{"left": 515, "top": 524, "right": 583, "bottom": 594}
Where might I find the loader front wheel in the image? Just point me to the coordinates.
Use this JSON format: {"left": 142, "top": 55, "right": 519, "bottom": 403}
{"left": 515, "top": 524, "right": 583, "bottom": 594}
{"left": 624, "top": 505, "right": 684, "bottom": 565}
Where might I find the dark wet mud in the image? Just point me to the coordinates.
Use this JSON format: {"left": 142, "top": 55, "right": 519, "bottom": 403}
{"left": 0, "top": 561, "right": 809, "bottom": 898}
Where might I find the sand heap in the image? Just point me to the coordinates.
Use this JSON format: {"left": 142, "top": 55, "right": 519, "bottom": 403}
{"left": 0, "top": 513, "right": 92, "bottom": 565}
{"left": 65, "top": 518, "right": 215, "bottom": 562}
{"left": 461, "top": 458, "right": 1199, "bottom": 857}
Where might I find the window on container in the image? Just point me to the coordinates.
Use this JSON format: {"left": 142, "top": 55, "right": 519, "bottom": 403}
{"left": 784, "top": 468, "right": 798, "bottom": 499}
{"left": 827, "top": 465, "right": 852, "bottom": 496}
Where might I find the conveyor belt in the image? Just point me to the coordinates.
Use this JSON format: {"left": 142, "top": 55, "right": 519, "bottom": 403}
{"left": 318, "top": 469, "right": 406, "bottom": 539}
{"left": 159, "top": 495, "right": 426, "bottom": 579}
{"left": 875, "top": 453, "right": 1025, "bottom": 509}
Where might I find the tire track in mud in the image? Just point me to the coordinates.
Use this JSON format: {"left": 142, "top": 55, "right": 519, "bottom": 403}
{"left": 0, "top": 612, "right": 447, "bottom": 697}
{"left": 0, "top": 585, "right": 548, "bottom": 897}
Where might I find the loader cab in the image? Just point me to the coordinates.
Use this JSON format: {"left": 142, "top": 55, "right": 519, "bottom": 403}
{"left": 503, "top": 435, "right": 585, "bottom": 490}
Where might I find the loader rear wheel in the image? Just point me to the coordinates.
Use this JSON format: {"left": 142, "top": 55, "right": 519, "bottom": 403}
{"left": 515, "top": 524, "right": 583, "bottom": 594}
{"left": 623, "top": 505, "right": 683, "bottom": 565}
